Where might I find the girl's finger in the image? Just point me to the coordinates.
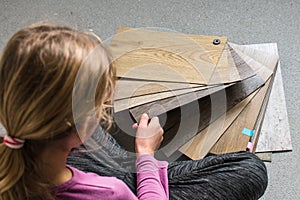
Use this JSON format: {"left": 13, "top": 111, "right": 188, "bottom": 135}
{"left": 138, "top": 113, "right": 149, "bottom": 128}
{"left": 132, "top": 123, "right": 138, "bottom": 129}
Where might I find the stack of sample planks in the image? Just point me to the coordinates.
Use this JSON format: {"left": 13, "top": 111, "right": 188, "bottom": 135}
{"left": 109, "top": 27, "right": 292, "bottom": 162}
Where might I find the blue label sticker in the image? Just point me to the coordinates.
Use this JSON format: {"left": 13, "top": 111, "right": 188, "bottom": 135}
{"left": 242, "top": 128, "right": 255, "bottom": 137}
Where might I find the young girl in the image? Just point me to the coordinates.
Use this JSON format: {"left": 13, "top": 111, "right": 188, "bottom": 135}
{"left": 0, "top": 23, "right": 167, "bottom": 200}
{"left": 0, "top": 23, "right": 268, "bottom": 200}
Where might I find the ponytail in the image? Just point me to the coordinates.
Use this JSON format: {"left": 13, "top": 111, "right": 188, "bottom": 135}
{"left": 0, "top": 145, "right": 24, "bottom": 195}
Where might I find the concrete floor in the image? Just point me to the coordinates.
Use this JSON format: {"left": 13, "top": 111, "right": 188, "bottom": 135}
{"left": 0, "top": 0, "right": 299, "bottom": 199}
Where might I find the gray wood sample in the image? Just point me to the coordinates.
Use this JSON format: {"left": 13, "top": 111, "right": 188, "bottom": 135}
{"left": 256, "top": 64, "right": 292, "bottom": 152}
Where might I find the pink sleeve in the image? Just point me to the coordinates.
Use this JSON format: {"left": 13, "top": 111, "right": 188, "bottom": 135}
{"left": 136, "top": 155, "right": 169, "bottom": 200}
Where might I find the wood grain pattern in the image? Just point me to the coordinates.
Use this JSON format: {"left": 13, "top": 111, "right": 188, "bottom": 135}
{"left": 156, "top": 74, "right": 265, "bottom": 156}
{"left": 209, "top": 43, "right": 280, "bottom": 155}
{"left": 179, "top": 44, "right": 279, "bottom": 159}
{"left": 110, "top": 27, "right": 230, "bottom": 84}
{"left": 110, "top": 27, "right": 254, "bottom": 85}
{"left": 129, "top": 84, "right": 231, "bottom": 120}
{"left": 210, "top": 77, "right": 272, "bottom": 154}
{"left": 119, "top": 42, "right": 266, "bottom": 156}
{"left": 180, "top": 45, "right": 280, "bottom": 159}
{"left": 111, "top": 47, "right": 271, "bottom": 158}
{"left": 128, "top": 47, "right": 266, "bottom": 156}
{"left": 179, "top": 90, "right": 258, "bottom": 160}
{"left": 129, "top": 48, "right": 265, "bottom": 121}
{"left": 229, "top": 42, "right": 279, "bottom": 71}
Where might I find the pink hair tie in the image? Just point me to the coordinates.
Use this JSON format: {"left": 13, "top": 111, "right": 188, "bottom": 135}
{"left": 3, "top": 134, "right": 25, "bottom": 149}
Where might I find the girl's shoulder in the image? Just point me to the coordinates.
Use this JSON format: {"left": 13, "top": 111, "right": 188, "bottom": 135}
{"left": 54, "top": 166, "right": 136, "bottom": 200}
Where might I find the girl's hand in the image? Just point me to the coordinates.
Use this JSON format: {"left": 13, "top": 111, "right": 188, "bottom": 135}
{"left": 133, "top": 113, "right": 164, "bottom": 157}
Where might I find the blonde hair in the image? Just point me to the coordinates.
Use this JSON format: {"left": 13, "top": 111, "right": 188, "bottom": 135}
{"left": 0, "top": 23, "right": 115, "bottom": 199}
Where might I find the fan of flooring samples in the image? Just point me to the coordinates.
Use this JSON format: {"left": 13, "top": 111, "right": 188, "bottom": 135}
{"left": 109, "top": 27, "right": 292, "bottom": 162}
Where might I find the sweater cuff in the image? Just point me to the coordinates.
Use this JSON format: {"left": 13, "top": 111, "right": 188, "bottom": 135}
{"left": 136, "top": 154, "right": 168, "bottom": 172}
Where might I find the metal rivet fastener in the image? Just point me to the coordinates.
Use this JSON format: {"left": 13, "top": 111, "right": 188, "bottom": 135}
{"left": 213, "top": 39, "right": 221, "bottom": 45}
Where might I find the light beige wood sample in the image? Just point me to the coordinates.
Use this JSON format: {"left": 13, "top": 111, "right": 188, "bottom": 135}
{"left": 109, "top": 27, "right": 228, "bottom": 84}
{"left": 179, "top": 90, "right": 258, "bottom": 160}
{"left": 114, "top": 79, "right": 208, "bottom": 100}
{"left": 114, "top": 84, "right": 216, "bottom": 112}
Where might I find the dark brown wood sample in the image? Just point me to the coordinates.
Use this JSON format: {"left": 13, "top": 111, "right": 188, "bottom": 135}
{"left": 129, "top": 74, "right": 265, "bottom": 157}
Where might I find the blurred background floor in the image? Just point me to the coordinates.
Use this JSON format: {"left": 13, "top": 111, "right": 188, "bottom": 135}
{"left": 0, "top": 0, "right": 299, "bottom": 199}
